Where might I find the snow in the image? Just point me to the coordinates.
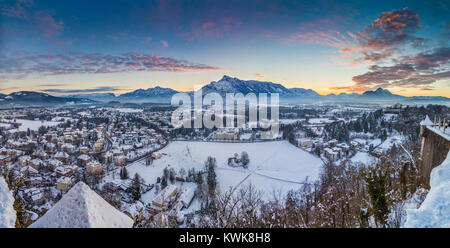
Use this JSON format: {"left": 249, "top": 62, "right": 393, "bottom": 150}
{"left": 420, "top": 115, "right": 433, "bottom": 126}
{"left": 5, "top": 119, "right": 61, "bottom": 133}
{"left": 29, "top": 182, "right": 133, "bottom": 228}
{"left": 350, "top": 151, "right": 377, "bottom": 165}
{"left": 0, "top": 177, "right": 16, "bottom": 228}
{"left": 404, "top": 151, "right": 450, "bottom": 228}
{"left": 127, "top": 141, "right": 323, "bottom": 201}
{"left": 116, "top": 108, "right": 143, "bottom": 113}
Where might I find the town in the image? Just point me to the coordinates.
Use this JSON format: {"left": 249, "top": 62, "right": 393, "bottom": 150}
{"left": 0, "top": 101, "right": 448, "bottom": 228}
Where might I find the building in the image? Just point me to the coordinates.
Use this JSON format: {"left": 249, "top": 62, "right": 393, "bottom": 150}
{"left": 18, "top": 155, "right": 31, "bottom": 167}
{"left": 151, "top": 185, "right": 178, "bottom": 212}
{"left": 212, "top": 130, "right": 239, "bottom": 140}
{"left": 151, "top": 152, "right": 162, "bottom": 160}
{"left": 324, "top": 148, "right": 339, "bottom": 162}
{"left": 114, "top": 155, "right": 126, "bottom": 166}
{"left": 327, "top": 139, "right": 338, "bottom": 147}
{"left": 77, "top": 154, "right": 90, "bottom": 166}
{"left": 86, "top": 161, "right": 103, "bottom": 174}
{"left": 56, "top": 176, "right": 72, "bottom": 191}
{"left": 296, "top": 138, "right": 313, "bottom": 148}
{"left": 79, "top": 146, "right": 89, "bottom": 153}
{"left": 54, "top": 151, "right": 69, "bottom": 163}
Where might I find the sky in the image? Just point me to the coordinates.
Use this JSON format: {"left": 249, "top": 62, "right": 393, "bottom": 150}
{"left": 0, "top": 0, "right": 449, "bottom": 97}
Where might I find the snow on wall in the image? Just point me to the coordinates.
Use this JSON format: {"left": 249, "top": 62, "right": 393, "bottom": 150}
{"left": 404, "top": 151, "right": 450, "bottom": 228}
{"left": 0, "top": 177, "right": 16, "bottom": 228}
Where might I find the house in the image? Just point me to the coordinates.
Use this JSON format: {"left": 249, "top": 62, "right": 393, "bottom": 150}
{"left": 296, "top": 138, "right": 313, "bottom": 148}
{"left": 114, "top": 155, "right": 126, "bottom": 166}
{"left": 324, "top": 148, "right": 339, "bottom": 162}
{"left": 337, "top": 143, "right": 350, "bottom": 152}
{"left": 18, "top": 155, "right": 31, "bottom": 167}
{"left": 77, "top": 154, "right": 90, "bottom": 166}
{"left": 48, "top": 159, "right": 63, "bottom": 170}
{"left": 32, "top": 150, "right": 48, "bottom": 160}
{"left": 212, "top": 130, "right": 238, "bottom": 140}
{"left": 29, "top": 158, "right": 43, "bottom": 170}
{"left": 93, "top": 139, "right": 104, "bottom": 152}
{"left": 20, "top": 166, "right": 39, "bottom": 177}
{"left": 79, "top": 146, "right": 89, "bottom": 153}
{"left": 350, "top": 140, "right": 361, "bottom": 149}
{"left": 25, "top": 176, "right": 43, "bottom": 187}
{"left": 56, "top": 176, "right": 72, "bottom": 191}
{"left": 86, "top": 161, "right": 103, "bottom": 174}
{"left": 151, "top": 152, "right": 162, "bottom": 160}
{"left": 31, "top": 192, "right": 45, "bottom": 205}
{"left": 62, "top": 143, "right": 75, "bottom": 154}
{"left": 327, "top": 139, "right": 338, "bottom": 147}
{"left": 54, "top": 151, "right": 69, "bottom": 163}
{"left": 55, "top": 166, "right": 73, "bottom": 177}
{"left": 179, "top": 186, "right": 196, "bottom": 209}
{"left": 102, "top": 151, "right": 113, "bottom": 164}
{"left": 25, "top": 188, "right": 45, "bottom": 205}
{"left": 151, "top": 185, "right": 178, "bottom": 212}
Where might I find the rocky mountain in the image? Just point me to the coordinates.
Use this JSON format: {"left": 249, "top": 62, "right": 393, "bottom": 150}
{"left": 288, "top": 88, "right": 321, "bottom": 97}
{"left": 119, "top": 86, "right": 178, "bottom": 99}
{"left": 362, "top": 88, "right": 404, "bottom": 98}
{"left": 199, "top": 75, "right": 293, "bottom": 95}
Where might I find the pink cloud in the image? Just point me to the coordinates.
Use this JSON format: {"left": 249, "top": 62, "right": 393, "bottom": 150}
{"left": 160, "top": 40, "right": 169, "bottom": 47}
{"left": 254, "top": 73, "right": 265, "bottom": 79}
{"left": 34, "top": 11, "right": 64, "bottom": 36}
{"left": 0, "top": 51, "right": 224, "bottom": 79}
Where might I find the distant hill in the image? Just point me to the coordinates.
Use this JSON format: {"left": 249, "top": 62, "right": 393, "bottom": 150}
{"left": 68, "top": 93, "right": 116, "bottom": 101}
{"left": 0, "top": 91, "right": 94, "bottom": 106}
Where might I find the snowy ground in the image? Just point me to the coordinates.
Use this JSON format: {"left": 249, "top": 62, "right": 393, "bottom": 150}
{"left": 5, "top": 119, "right": 61, "bottom": 132}
{"left": 115, "top": 108, "right": 143, "bottom": 113}
{"left": 127, "top": 141, "right": 324, "bottom": 202}
{"left": 350, "top": 151, "right": 378, "bottom": 166}
{"left": 0, "top": 177, "right": 16, "bottom": 228}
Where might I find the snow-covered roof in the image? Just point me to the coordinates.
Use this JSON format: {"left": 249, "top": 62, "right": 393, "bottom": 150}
{"left": 420, "top": 115, "right": 433, "bottom": 126}
{"left": 404, "top": 151, "right": 450, "bottom": 228}
{"left": 57, "top": 176, "right": 71, "bottom": 184}
{"left": 30, "top": 182, "right": 134, "bottom": 228}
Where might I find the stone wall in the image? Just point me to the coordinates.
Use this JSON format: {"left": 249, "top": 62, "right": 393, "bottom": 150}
{"left": 420, "top": 126, "right": 450, "bottom": 185}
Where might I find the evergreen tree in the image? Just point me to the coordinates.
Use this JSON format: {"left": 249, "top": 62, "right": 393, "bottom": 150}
{"left": 120, "top": 167, "right": 129, "bottom": 179}
{"left": 205, "top": 156, "right": 217, "bottom": 195}
{"left": 161, "top": 176, "right": 168, "bottom": 189}
{"left": 366, "top": 168, "right": 389, "bottom": 227}
{"left": 131, "top": 173, "right": 142, "bottom": 201}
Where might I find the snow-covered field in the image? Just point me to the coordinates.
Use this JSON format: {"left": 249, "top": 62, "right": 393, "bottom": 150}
{"left": 127, "top": 141, "right": 324, "bottom": 201}
{"left": 5, "top": 119, "right": 61, "bottom": 132}
{"left": 0, "top": 177, "right": 16, "bottom": 228}
{"left": 116, "top": 108, "right": 143, "bottom": 113}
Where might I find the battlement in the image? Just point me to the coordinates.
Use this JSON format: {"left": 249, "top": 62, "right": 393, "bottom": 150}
{"left": 420, "top": 115, "right": 450, "bottom": 185}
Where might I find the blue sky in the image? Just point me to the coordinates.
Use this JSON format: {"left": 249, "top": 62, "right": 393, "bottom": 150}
{"left": 0, "top": 0, "right": 449, "bottom": 96}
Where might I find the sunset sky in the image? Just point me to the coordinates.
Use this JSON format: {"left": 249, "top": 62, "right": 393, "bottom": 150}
{"left": 0, "top": 0, "right": 449, "bottom": 97}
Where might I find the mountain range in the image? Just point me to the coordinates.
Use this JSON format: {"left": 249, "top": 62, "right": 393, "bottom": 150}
{"left": 0, "top": 75, "right": 448, "bottom": 105}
